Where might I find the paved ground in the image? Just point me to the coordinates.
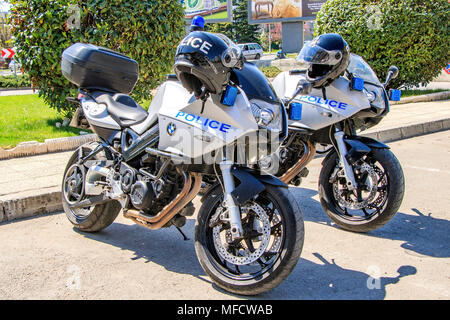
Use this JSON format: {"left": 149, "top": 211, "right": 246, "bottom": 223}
{"left": 365, "top": 99, "right": 450, "bottom": 132}
{"left": 0, "top": 151, "right": 69, "bottom": 202}
{"left": 0, "top": 131, "right": 448, "bottom": 300}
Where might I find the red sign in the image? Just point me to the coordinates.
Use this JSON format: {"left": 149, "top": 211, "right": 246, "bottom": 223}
{"left": 445, "top": 64, "right": 450, "bottom": 75}
{"left": 1, "top": 48, "right": 15, "bottom": 59}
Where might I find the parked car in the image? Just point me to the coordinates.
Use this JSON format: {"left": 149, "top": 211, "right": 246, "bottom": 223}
{"left": 0, "top": 57, "right": 8, "bottom": 69}
{"left": 9, "top": 59, "right": 21, "bottom": 72}
{"left": 237, "top": 43, "right": 263, "bottom": 60}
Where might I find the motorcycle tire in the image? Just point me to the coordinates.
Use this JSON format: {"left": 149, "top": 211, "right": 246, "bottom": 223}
{"left": 62, "top": 142, "right": 122, "bottom": 233}
{"left": 195, "top": 184, "right": 304, "bottom": 295}
{"left": 318, "top": 148, "right": 405, "bottom": 233}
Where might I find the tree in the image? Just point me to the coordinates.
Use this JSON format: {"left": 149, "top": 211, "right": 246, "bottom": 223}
{"left": 315, "top": 0, "right": 450, "bottom": 88}
{"left": 233, "top": 0, "right": 259, "bottom": 43}
{"left": 206, "top": 21, "right": 234, "bottom": 40}
{"left": 9, "top": 0, "right": 185, "bottom": 113}
{"left": 0, "top": 12, "right": 11, "bottom": 48}
{"left": 205, "top": 0, "right": 259, "bottom": 44}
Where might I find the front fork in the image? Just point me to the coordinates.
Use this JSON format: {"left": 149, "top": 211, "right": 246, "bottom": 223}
{"left": 220, "top": 161, "right": 244, "bottom": 241}
{"left": 334, "top": 129, "right": 358, "bottom": 190}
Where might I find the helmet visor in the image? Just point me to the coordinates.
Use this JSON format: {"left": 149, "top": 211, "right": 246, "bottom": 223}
{"left": 296, "top": 44, "right": 342, "bottom": 66}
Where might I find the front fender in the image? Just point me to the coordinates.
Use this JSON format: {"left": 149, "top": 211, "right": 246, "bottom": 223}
{"left": 322, "top": 136, "right": 390, "bottom": 165}
{"left": 347, "top": 136, "right": 390, "bottom": 150}
{"left": 345, "top": 136, "right": 390, "bottom": 164}
{"left": 200, "top": 167, "right": 289, "bottom": 205}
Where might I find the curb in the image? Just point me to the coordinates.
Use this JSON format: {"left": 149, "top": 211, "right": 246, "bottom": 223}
{"left": 1, "top": 118, "right": 449, "bottom": 224}
{"left": 361, "top": 118, "right": 450, "bottom": 143}
{"left": 1, "top": 191, "right": 62, "bottom": 223}
{"left": 0, "top": 134, "right": 97, "bottom": 160}
{"left": 0, "top": 87, "right": 34, "bottom": 92}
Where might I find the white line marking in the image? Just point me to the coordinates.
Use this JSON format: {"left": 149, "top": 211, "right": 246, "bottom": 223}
{"left": 405, "top": 165, "right": 450, "bottom": 174}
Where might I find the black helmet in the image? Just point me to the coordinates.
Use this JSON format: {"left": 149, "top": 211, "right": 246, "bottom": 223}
{"left": 174, "top": 31, "right": 243, "bottom": 97}
{"left": 297, "top": 33, "right": 350, "bottom": 88}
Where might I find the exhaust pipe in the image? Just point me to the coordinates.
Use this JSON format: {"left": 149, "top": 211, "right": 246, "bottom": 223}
{"left": 280, "top": 140, "right": 316, "bottom": 184}
{"left": 123, "top": 171, "right": 202, "bottom": 230}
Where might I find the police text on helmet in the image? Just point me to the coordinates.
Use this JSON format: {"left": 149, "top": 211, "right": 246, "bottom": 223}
{"left": 180, "top": 36, "right": 213, "bottom": 55}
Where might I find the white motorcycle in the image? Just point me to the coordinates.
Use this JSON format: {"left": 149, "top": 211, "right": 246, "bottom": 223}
{"left": 269, "top": 53, "right": 405, "bottom": 233}
{"left": 60, "top": 35, "right": 304, "bottom": 295}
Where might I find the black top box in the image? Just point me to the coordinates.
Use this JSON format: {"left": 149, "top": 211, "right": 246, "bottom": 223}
{"left": 61, "top": 43, "right": 139, "bottom": 94}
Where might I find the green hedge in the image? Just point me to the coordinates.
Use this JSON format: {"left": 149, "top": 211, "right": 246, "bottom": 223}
{"left": 261, "top": 66, "right": 282, "bottom": 78}
{"left": 315, "top": 0, "right": 450, "bottom": 88}
{"left": 0, "top": 74, "right": 32, "bottom": 88}
{"left": 9, "top": 0, "right": 185, "bottom": 113}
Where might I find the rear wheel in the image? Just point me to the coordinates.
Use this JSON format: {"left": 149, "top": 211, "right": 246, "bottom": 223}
{"left": 62, "top": 142, "right": 121, "bottom": 233}
{"left": 318, "top": 148, "right": 405, "bottom": 233}
{"left": 255, "top": 53, "right": 261, "bottom": 60}
{"left": 195, "top": 185, "right": 304, "bottom": 295}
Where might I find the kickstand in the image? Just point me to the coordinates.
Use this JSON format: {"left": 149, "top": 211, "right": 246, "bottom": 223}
{"left": 175, "top": 226, "right": 190, "bottom": 241}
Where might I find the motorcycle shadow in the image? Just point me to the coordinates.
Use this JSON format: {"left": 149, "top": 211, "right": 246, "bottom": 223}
{"left": 75, "top": 218, "right": 211, "bottom": 284}
{"left": 75, "top": 218, "right": 417, "bottom": 299}
{"left": 370, "top": 208, "right": 450, "bottom": 258}
{"left": 292, "top": 187, "right": 450, "bottom": 258}
{"left": 259, "top": 253, "right": 416, "bottom": 300}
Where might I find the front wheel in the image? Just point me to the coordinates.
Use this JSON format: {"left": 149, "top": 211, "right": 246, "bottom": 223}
{"left": 318, "top": 148, "right": 405, "bottom": 233}
{"left": 195, "top": 185, "right": 304, "bottom": 295}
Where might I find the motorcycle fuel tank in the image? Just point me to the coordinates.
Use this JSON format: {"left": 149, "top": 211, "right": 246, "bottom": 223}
{"left": 272, "top": 72, "right": 371, "bottom": 131}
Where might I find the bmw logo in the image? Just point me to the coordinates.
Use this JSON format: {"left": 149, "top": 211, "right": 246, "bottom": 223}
{"left": 167, "top": 123, "right": 176, "bottom": 136}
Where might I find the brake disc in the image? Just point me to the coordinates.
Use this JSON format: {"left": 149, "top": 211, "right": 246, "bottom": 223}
{"left": 333, "top": 163, "right": 379, "bottom": 210}
{"left": 212, "top": 202, "right": 272, "bottom": 266}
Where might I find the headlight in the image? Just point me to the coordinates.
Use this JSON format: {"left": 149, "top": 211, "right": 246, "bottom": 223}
{"left": 251, "top": 104, "right": 275, "bottom": 126}
{"left": 250, "top": 100, "right": 281, "bottom": 131}
{"left": 364, "top": 88, "right": 376, "bottom": 102}
{"left": 364, "top": 84, "right": 387, "bottom": 112}
{"left": 260, "top": 109, "right": 275, "bottom": 126}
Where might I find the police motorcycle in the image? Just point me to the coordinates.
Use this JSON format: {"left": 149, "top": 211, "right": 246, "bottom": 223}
{"left": 60, "top": 31, "right": 305, "bottom": 295}
{"left": 268, "top": 33, "right": 405, "bottom": 233}
{"left": 276, "top": 49, "right": 287, "bottom": 60}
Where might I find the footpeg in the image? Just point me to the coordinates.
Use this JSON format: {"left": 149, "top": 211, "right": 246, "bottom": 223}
{"left": 179, "top": 202, "right": 195, "bottom": 217}
{"left": 290, "top": 168, "right": 310, "bottom": 186}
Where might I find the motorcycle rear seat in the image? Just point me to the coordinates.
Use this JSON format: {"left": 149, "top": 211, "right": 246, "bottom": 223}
{"left": 93, "top": 92, "right": 148, "bottom": 128}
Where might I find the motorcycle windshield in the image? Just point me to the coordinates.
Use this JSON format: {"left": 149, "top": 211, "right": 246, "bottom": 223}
{"left": 231, "top": 62, "right": 280, "bottom": 103}
{"left": 347, "top": 54, "right": 382, "bottom": 86}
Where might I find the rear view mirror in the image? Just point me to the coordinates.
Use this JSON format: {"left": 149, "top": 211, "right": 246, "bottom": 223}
{"left": 389, "top": 66, "right": 400, "bottom": 79}
{"left": 296, "top": 79, "right": 313, "bottom": 96}
{"left": 384, "top": 66, "right": 399, "bottom": 87}
{"left": 286, "top": 79, "right": 312, "bottom": 105}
